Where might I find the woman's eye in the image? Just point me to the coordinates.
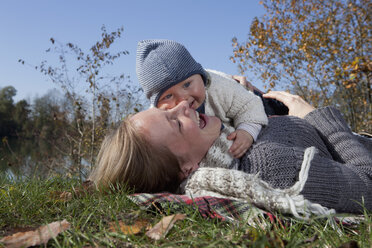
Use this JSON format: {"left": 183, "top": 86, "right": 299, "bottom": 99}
{"left": 183, "top": 82, "right": 191, "bottom": 88}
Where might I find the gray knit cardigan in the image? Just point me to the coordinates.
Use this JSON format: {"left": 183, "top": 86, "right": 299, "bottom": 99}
{"left": 183, "top": 107, "right": 372, "bottom": 215}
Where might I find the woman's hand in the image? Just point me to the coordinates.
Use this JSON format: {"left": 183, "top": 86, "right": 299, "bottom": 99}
{"left": 232, "top": 75, "right": 255, "bottom": 92}
{"left": 263, "top": 91, "right": 315, "bottom": 118}
{"left": 232, "top": 75, "right": 266, "bottom": 94}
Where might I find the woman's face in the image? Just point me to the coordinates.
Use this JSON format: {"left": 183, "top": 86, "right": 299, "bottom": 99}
{"left": 131, "top": 101, "right": 221, "bottom": 176}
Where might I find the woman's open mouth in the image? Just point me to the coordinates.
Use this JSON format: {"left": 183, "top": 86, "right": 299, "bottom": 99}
{"left": 196, "top": 112, "right": 207, "bottom": 129}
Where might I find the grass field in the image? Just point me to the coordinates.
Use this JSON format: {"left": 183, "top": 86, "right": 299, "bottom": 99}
{"left": 0, "top": 176, "right": 371, "bottom": 247}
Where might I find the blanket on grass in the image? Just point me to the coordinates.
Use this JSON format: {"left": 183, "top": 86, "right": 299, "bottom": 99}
{"left": 128, "top": 193, "right": 363, "bottom": 228}
{"left": 128, "top": 193, "right": 364, "bottom": 230}
{"left": 128, "top": 193, "right": 265, "bottom": 222}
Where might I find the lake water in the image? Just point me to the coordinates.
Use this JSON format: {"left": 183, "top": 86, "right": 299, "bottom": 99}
{"left": 0, "top": 138, "right": 90, "bottom": 180}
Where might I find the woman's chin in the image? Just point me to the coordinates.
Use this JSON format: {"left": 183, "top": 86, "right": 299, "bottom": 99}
{"left": 207, "top": 116, "right": 222, "bottom": 134}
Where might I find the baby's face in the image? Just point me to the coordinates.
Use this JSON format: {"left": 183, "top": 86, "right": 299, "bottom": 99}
{"left": 157, "top": 74, "right": 206, "bottom": 110}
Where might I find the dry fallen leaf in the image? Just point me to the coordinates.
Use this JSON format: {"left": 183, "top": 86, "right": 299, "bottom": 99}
{"left": 145, "top": 214, "right": 186, "bottom": 240}
{"left": 59, "top": 191, "right": 73, "bottom": 201}
{"left": 109, "top": 219, "right": 151, "bottom": 235}
{"left": 266, "top": 231, "right": 286, "bottom": 248}
{"left": 0, "top": 219, "right": 70, "bottom": 248}
{"left": 338, "top": 240, "right": 359, "bottom": 248}
{"left": 303, "top": 234, "right": 318, "bottom": 243}
{"left": 72, "top": 180, "right": 95, "bottom": 197}
{"left": 243, "top": 228, "right": 259, "bottom": 242}
{"left": 49, "top": 191, "right": 72, "bottom": 202}
{"left": 49, "top": 181, "right": 95, "bottom": 203}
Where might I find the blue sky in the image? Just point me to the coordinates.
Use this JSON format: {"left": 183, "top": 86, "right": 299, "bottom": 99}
{"left": 0, "top": 1, "right": 265, "bottom": 102}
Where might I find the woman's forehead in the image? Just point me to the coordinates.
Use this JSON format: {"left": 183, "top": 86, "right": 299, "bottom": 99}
{"left": 131, "top": 108, "right": 171, "bottom": 132}
{"left": 132, "top": 107, "right": 161, "bottom": 121}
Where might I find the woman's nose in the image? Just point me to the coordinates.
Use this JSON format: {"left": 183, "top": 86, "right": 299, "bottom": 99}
{"left": 177, "top": 101, "right": 189, "bottom": 109}
{"left": 173, "top": 101, "right": 189, "bottom": 115}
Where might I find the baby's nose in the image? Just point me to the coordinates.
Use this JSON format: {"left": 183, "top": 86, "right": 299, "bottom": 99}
{"left": 176, "top": 94, "right": 188, "bottom": 104}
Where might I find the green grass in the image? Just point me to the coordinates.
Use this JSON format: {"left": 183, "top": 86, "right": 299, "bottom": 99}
{"left": 0, "top": 176, "right": 371, "bottom": 247}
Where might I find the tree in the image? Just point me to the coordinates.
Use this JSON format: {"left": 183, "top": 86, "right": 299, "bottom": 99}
{"left": 19, "top": 25, "right": 144, "bottom": 177}
{"left": 231, "top": 0, "right": 371, "bottom": 133}
{"left": 0, "top": 86, "right": 17, "bottom": 137}
{"left": 0, "top": 86, "right": 16, "bottom": 114}
{"left": 32, "top": 90, "right": 65, "bottom": 140}
{"left": 13, "top": 100, "right": 31, "bottom": 137}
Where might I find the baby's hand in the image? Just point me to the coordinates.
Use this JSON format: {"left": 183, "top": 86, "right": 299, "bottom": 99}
{"left": 227, "top": 130, "right": 254, "bottom": 158}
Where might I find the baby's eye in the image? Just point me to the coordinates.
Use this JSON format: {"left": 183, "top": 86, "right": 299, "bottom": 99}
{"left": 183, "top": 82, "right": 191, "bottom": 88}
{"left": 163, "top": 94, "right": 172, "bottom": 100}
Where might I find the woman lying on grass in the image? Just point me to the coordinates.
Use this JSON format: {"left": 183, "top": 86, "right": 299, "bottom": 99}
{"left": 89, "top": 91, "right": 372, "bottom": 217}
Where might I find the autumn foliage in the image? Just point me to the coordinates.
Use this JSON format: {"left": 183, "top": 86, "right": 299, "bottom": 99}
{"left": 231, "top": 0, "right": 371, "bottom": 133}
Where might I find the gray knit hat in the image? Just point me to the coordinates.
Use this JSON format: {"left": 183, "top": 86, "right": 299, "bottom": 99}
{"left": 136, "top": 39, "right": 208, "bottom": 106}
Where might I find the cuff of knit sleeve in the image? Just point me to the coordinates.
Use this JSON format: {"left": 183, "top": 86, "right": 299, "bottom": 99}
{"left": 304, "top": 106, "right": 351, "bottom": 136}
{"left": 237, "top": 123, "right": 261, "bottom": 141}
{"left": 300, "top": 153, "right": 342, "bottom": 211}
{"left": 301, "top": 153, "right": 366, "bottom": 213}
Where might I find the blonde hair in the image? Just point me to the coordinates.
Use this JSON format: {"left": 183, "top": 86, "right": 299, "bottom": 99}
{"left": 89, "top": 117, "right": 181, "bottom": 193}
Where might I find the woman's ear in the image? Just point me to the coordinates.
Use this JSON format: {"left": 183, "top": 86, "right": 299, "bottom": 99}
{"left": 178, "top": 161, "right": 199, "bottom": 181}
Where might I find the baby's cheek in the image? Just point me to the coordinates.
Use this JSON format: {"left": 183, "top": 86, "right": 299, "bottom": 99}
{"left": 158, "top": 103, "right": 173, "bottom": 110}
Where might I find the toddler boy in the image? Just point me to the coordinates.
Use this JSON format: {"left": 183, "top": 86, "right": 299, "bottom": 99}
{"left": 136, "top": 39, "right": 268, "bottom": 158}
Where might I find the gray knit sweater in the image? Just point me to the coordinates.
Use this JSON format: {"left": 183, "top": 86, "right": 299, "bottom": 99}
{"left": 204, "top": 69, "right": 268, "bottom": 140}
{"left": 184, "top": 107, "right": 372, "bottom": 214}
